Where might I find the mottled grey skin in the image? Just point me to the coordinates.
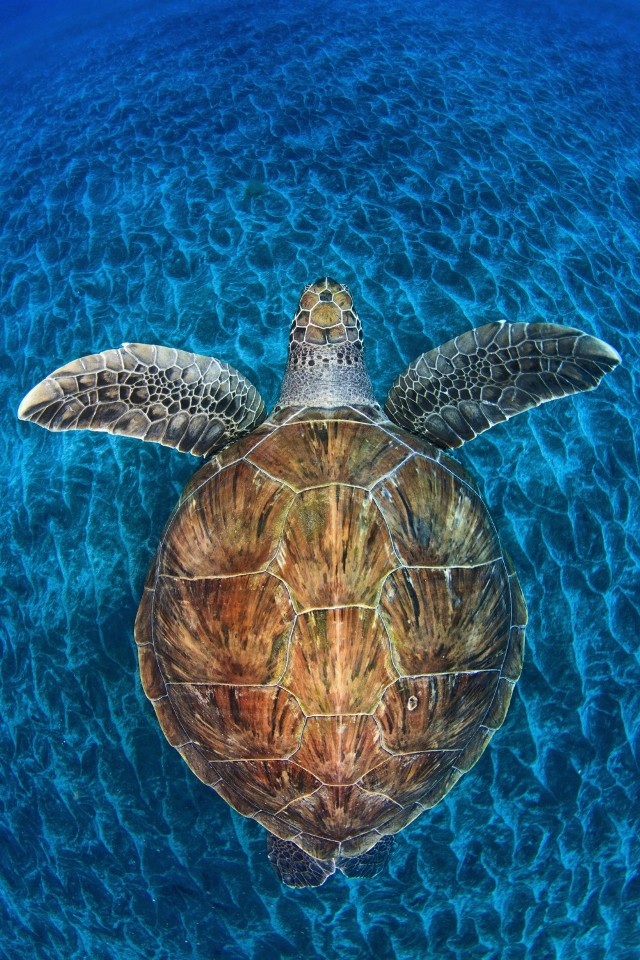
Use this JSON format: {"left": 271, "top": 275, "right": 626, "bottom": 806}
{"left": 276, "top": 340, "right": 378, "bottom": 409}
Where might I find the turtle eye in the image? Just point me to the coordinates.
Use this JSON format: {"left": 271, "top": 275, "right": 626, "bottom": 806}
{"left": 407, "top": 695, "right": 418, "bottom": 712}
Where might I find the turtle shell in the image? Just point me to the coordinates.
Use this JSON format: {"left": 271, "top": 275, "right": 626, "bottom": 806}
{"left": 135, "top": 405, "right": 526, "bottom": 863}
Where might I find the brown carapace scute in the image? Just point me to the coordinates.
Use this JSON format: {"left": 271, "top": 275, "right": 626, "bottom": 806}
{"left": 18, "top": 274, "right": 620, "bottom": 888}
{"left": 135, "top": 404, "right": 527, "bottom": 884}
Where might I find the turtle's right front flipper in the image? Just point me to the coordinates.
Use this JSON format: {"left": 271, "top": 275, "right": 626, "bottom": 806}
{"left": 385, "top": 321, "right": 620, "bottom": 449}
{"left": 18, "top": 343, "right": 266, "bottom": 458}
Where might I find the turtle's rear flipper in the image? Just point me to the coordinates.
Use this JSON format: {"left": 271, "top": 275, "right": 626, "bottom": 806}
{"left": 385, "top": 321, "right": 620, "bottom": 449}
{"left": 18, "top": 343, "right": 266, "bottom": 458}
{"left": 267, "top": 837, "right": 336, "bottom": 888}
{"left": 336, "top": 835, "right": 395, "bottom": 879}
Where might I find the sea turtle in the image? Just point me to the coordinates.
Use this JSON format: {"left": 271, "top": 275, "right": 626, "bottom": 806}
{"left": 19, "top": 277, "right": 619, "bottom": 887}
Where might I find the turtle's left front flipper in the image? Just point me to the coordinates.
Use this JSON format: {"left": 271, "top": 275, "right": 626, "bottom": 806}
{"left": 18, "top": 343, "right": 266, "bottom": 457}
{"left": 385, "top": 321, "right": 620, "bottom": 449}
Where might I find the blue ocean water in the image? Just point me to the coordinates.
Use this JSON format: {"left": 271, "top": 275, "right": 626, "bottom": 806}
{"left": 1, "top": 0, "right": 639, "bottom": 956}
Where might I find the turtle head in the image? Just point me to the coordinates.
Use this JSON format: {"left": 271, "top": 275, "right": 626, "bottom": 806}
{"left": 276, "top": 277, "right": 378, "bottom": 410}
{"left": 289, "top": 277, "right": 363, "bottom": 351}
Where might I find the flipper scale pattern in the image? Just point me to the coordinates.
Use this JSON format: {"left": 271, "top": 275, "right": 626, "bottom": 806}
{"left": 18, "top": 343, "right": 266, "bottom": 457}
{"left": 385, "top": 321, "right": 620, "bottom": 448}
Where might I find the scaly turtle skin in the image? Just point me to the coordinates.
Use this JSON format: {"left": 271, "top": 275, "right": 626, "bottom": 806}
{"left": 19, "top": 277, "right": 620, "bottom": 887}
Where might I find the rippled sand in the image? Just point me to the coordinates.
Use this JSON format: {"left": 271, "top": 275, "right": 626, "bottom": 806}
{"left": 1, "top": 0, "right": 638, "bottom": 958}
